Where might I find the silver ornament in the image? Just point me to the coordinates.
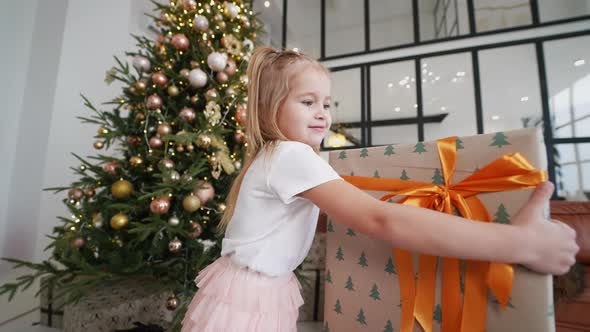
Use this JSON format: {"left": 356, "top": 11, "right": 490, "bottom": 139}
{"left": 193, "top": 15, "right": 209, "bottom": 32}
{"left": 207, "top": 52, "right": 228, "bottom": 72}
{"left": 188, "top": 68, "right": 208, "bottom": 88}
{"left": 169, "top": 237, "right": 182, "bottom": 253}
{"left": 132, "top": 55, "right": 151, "bottom": 73}
{"left": 243, "top": 39, "right": 254, "bottom": 53}
{"left": 165, "top": 170, "right": 180, "bottom": 183}
{"left": 168, "top": 216, "right": 180, "bottom": 226}
{"left": 224, "top": 2, "right": 239, "bottom": 19}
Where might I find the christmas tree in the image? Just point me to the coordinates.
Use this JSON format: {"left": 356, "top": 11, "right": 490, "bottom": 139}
{"left": 384, "top": 256, "right": 396, "bottom": 275}
{"left": 356, "top": 308, "right": 368, "bottom": 325}
{"left": 334, "top": 299, "right": 343, "bottom": 314}
{"left": 0, "top": 0, "right": 261, "bottom": 329}
{"left": 369, "top": 283, "right": 381, "bottom": 300}
{"left": 345, "top": 276, "right": 355, "bottom": 291}
{"left": 383, "top": 319, "right": 394, "bottom": 332}
{"left": 400, "top": 169, "right": 410, "bottom": 180}
{"left": 358, "top": 251, "right": 368, "bottom": 267}
{"left": 432, "top": 168, "right": 444, "bottom": 185}
{"left": 336, "top": 246, "right": 344, "bottom": 261}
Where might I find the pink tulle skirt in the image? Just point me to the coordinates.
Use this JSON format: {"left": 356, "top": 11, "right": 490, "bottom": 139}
{"left": 180, "top": 254, "right": 304, "bottom": 331}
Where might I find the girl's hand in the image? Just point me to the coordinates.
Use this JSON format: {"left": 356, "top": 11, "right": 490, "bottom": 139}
{"left": 512, "top": 181, "right": 580, "bottom": 275}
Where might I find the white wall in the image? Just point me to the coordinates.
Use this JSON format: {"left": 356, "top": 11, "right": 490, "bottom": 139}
{"left": 0, "top": 2, "right": 155, "bottom": 321}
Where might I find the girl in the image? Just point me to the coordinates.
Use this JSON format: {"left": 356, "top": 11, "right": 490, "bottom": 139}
{"left": 180, "top": 47, "right": 579, "bottom": 331}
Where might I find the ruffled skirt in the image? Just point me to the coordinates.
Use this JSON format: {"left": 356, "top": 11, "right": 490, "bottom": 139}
{"left": 180, "top": 254, "right": 304, "bottom": 331}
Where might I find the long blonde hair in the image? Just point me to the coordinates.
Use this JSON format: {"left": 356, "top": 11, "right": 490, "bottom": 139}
{"left": 216, "top": 47, "right": 330, "bottom": 234}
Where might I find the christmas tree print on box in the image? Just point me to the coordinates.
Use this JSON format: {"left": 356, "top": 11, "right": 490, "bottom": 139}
{"left": 384, "top": 145, "right": 395, "bottom": 156}
{"left": 490, "top": 132, "right": 510, "bottom": 148}
{"left": 494, "top": 203, "right": 511, "bottom": 224}
{"left": 369, "top": 283, "right": 381, "bottom": 301}
{"left": 356, "top": 309, "right": 368, "bottom": 326}
{"left": 413, "top": 142, "right": 427, "bottom": 154}
{"left": 358, "top": 252, "right": 368, "bottom": 267}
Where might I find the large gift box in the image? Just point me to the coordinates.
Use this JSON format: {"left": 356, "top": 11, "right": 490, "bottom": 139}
{"left": 324, "top": 128, "right": 555, "bottom": 332}
{"left": 63, "top": 277, "right": 178, "bottom": 332}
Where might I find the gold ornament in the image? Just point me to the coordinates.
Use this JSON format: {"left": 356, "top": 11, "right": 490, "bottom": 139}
{"left": 111, "top": 179, "right": 134, "bottom": 199}
{"left": 176, "top": 144, "right": 184, "bottom": 152}
{"left": 182, "top": 195, "right": 201, "bottom": 212}
{"left": 168, "top": 237, "right": 182, "bottom": 253}
{"left": 147, "top": 165, "right": 154, "bottom": 172}
{"left": 97, "top": 126, "right": 109, "bottom": 136}
{"left": 218, "top": 202, "right": 226, "bottom": 212}
{"left": 92, "top": 212, "right": 103, "bottom": 228}
{"left": 167, "top": 85, "right": 179, "bottom": 96}
{"left": 186, "top": 144, "right": 194, "bottom": 152}
{"left": 135, "top": 112, "right": 146, "bottom": 121}
{"left": 130, "top": 156, "right": 144, "bottom": 167}
{"left": 166, "top": 294, "right": 179, "bottom": 310}
{"left": 110, "top": 213, "right": 129, "bottom": 230}
{"left": 168, "top": 216, "right": 180, "bottom": 226}
{"left": 135, "top": 80, "right": 147, "bottom": 92}
{"left": 196, "top": 134, "right": 212, "bottom": 148}
{"left": 157, "top": 123, "right": 173, "bottom": 136}
{"left": 84, "top": 187, "right": 96, "bottom": 198}
{"left": 93, "top": 141, "right": 104, "bottom": 149}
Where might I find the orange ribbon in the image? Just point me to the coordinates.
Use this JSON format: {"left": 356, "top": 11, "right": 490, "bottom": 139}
{"left": 340, "top": 136, "right": 546, "bottom": 332}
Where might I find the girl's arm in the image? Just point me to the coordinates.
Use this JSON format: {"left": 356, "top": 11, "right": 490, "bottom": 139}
{"left": 299, "top": 179, "right": 579, "bottom": 275}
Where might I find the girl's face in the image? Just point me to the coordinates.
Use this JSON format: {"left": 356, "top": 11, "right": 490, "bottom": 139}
{"left": 277, "top": 65, "right": 332, "bottom": 148}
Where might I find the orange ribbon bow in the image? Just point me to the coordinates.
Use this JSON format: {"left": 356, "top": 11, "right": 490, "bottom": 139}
{"left": 341, "top": 136, "right": 546, "bottom": 332}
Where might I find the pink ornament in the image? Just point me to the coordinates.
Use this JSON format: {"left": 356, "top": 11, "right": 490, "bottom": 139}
{"left": 152, "top": 72, "right": 168, "bottom": 87}
{"left": 179, "top": 107, "right": 196, "bottom": 123}
{"left": 224, "top": 59, "right": 237, "bottom": 76}
{"left": 146, "top": 94, "right": 162, "bottom": 110}
{"left": 182, "top": 0, "right": 197, "bottom": 11}
{"left": 188, "top": 222, "right": 203, "bottom": 239}
{"left": 149, "top": 136, "right": 164, "bottom": 148}
{"left": 205, "top": 89, "right": 219, "bottom": 101}
{"left": 103, "top": 161, "right": 120, "bottom": 175}
{"left": 150, "top": 196, "right": 171, "bottom": 215}
{"left": 236, "top": 104, "right": 247, "bottom": 126}
{"left": 160, "top": 158, "right": 175, "bottom": 169}
{"left": 171, "top": 34, "right": 190, "bottom": 51}
{"left": 193, "top": 180, "right": 215, "bottom": 204}
{"left": 216, "top": 71, "right": 228, "bottom": 83}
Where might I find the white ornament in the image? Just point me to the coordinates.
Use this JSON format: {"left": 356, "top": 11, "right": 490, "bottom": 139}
{"left": 224, "top": 2, "right": 239, "bottom": 19}
{"left": 132, "top": 55, "right": 151, "bottom": 73}
{"left": 207, "top": 52, "right": 228, "bottom": 72}
{"left": 193, "top": 15, "right": 209, "bottom": 32}
{"left": 243, "top": 38, "right": 254, "bottom": 53}
{"left": 188, "top": 68, "right": 208, "bottom": 88}
{"left": 168, "top": 216, "right": 180, "bottom": 226}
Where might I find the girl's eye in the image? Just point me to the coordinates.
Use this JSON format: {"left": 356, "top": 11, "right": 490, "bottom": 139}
{"left": 302, "top": 101, "right": 313, "bottom": 107}
{"left": 323, "top": 104, "right": 331, "bottom": 110}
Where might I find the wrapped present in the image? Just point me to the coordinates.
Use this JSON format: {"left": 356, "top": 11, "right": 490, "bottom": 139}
{"left": 301, "top": 233, "right": 327, "bottom": 270}
{"left": 39, "top": 276, "right": 65, "bottom": 328}
{"left": 297, "top": 269, "right": 326, "bottom": 322}
{"left": 63, "top": 278, "right": 178, "bottom": 332}
{"left": 323, "top": 128, "right": 555, "bottom": 332}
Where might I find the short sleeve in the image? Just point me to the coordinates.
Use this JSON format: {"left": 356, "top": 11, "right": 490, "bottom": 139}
{"left": 268, "top": 141, "right": 342, "bottom": 204}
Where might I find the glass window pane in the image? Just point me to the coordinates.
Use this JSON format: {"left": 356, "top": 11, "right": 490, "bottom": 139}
{"left": 325, "top": 68, "right": 363, "bottom": 148}
{"left": 474, "top": 0, "right": 532, "bottom": 32}
{"left": 544, "top": 35, "right": 590, "bottom": 138}
{"left": 419, "top": 0, "right": 471, "bottom": 41}
{"left": 372, "top": 125, "right": 419, "bottom": 145}
{"left": 287, "top": 0, "right": 321, "bottom": 58}
{"left": 555, "top": 143, "right": 590, "bottom": 200}
{"left": 538, "top": 0, "right": 590, "bottom": 22}
{"left": 478, "top": 44, "right": 542, "bottom": 133}
{"left": 370, "top": 0, "right": 413, "bottom": 49}
{"left": 370, "top": 60, "right": 417, "bottom": 122}
{"left": 326, "top": 0, "right": 365, "bottom": 57}
{"left": 254, "top": 0, "right": 284, "bottom": 48}
{"left": 421, "top": 53, "right": 477, "bottom": 141}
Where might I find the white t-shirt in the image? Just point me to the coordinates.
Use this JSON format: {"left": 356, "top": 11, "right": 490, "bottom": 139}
{"left": 220, "top": 140, "right": 343, "bottom": 277}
